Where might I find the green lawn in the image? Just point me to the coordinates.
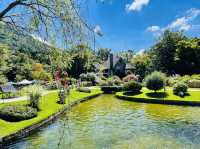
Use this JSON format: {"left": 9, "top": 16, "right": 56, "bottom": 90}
{"left": 116, "top": 88, "right": 200, "bottom": 102}
{"left": 0, "top": 88, "right": 102, "bottom": 138}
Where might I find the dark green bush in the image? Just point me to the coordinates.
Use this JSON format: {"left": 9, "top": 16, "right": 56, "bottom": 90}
{"left": 0, "top": 105, "right": 37, "bottom": 122}
{"left": 123, "top": 81, "right": 142, "bottom": 92}
{"left": 173, "top": 82, "right": 188, "bottom": 96}
{"left": 101, "top": 86, "right": 123, "bottom": 93}
{"left": 103, "top": 76, "right": 122, "bottom": 86}
{"left": 144, "top": 71, "right": 166, "bottom": 92}
{"left": 77, "top": 87, "right": 91, "bottom": 93}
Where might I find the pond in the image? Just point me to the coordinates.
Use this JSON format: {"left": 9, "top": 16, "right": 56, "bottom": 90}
{"left": 6, "top": 94, "right": 200, "bottom": 149}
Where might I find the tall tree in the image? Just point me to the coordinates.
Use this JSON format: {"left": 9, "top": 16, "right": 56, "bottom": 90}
{"left": 97, "top": 48, "right": 111, "bottom": 62}
{"left": 68, "top": 44, "right": 96, "bottom": 78}
{"left": 150, "top": 30, "right": 185, "bottom": 74}
{"left": 175, "top": 38, "right": 200, "bottom": 74}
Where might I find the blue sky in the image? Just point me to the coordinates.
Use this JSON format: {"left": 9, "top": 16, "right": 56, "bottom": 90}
{"left": 87, "top": 0, "right": 200, "bottom": 52}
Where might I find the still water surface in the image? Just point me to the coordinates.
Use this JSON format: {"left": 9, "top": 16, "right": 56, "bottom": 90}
{"left": 7, "top": 94, "right": 200, "bottom": 149}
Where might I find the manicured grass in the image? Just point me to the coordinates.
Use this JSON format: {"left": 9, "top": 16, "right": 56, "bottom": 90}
{"left": 116, "top": 88, "right": 200, "bottom": 102}
{"left": 0, "top": 88, "right": 102, "bottom": 138}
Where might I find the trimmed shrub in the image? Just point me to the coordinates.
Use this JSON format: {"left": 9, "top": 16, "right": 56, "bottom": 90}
{"left": 77, "top": 87, "right": 91, "bottom": 93}
{"left": 122, "top": 74, "right": 138, "bottom": 82}
{"left": 0, "top": 105, "right": 37, "bottom": 122}
{"left": 106, "top": 76, "right": 122, "bottom": 86}
{"left": 80, "top": 73, "right": 96, "bottom": 84}
{"left": 80, "top": 81, "right": 93, "bottom": 87}
{"left": 144, "top": 71, "right": 166, "bottom": 92}
{"left": 123, "top": 81, "right": 142, "bottom": 93}
{"left": 58, "top": 89, "right": 68, "bottom": 104}
{"left": 188, "top": 79, "right": 200, "bottom": 88}
{"left": 101, "top": 86, "right": 123, "bottom": 93}
{"left": 173, "top": 82, "right": 188, "bottom": 96}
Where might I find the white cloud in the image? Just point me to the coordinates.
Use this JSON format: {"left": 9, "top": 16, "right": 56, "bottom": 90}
{"left": 147, "top": 26, "right": 161, "bottom": 32}
{"left": 146, "top": 8, "right": 200, "bottom": 35}
{"left": 31, "top": 34, "right": 52, "bottom": 46}
{"left": 126, "top": 0, "right": 150, "bottom": 12}
{"left": 137, "top": 48, "right": 145, "bottom": 54}
{"left": 94, "top": 25, "right": 103, "bottom": 36}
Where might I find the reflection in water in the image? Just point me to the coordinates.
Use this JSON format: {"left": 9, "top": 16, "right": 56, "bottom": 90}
{"left": 6, "top": 95, "right": 200, "bottom": 149}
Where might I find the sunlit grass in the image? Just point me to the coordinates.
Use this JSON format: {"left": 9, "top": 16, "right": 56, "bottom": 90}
{"left": 0, "top": 88, "right": 102, "bottom": 137}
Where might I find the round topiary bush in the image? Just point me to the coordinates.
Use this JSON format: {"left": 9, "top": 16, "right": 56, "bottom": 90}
{"left": 123, "top": 81, "right": 142, "bottom": 93}
{"left": 0, "top": 105, "right": 37, "bottom": 122}
{"left": 173, "top": 82, "right": 188, "bottom": 96}
{"left": 144, "top": 71, "right": 166, "bottom": 92}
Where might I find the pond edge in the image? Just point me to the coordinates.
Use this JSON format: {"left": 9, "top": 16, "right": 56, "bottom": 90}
{"left": 116, "top": 93, "right": 200, "bottom": 107}
{"left": 0, "top": 92, "right": 102, "bottom": 147}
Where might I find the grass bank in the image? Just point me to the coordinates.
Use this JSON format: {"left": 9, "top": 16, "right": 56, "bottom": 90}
{"left": 0, "top": 88, "right": 102, "bottom": 138}
{"left": 116, "top": 88, "right": 200, "bottom": 106}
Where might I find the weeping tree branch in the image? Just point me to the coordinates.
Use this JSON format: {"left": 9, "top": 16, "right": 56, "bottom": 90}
{"left": 0, "top": 0, "right": 94, "bottom": 45}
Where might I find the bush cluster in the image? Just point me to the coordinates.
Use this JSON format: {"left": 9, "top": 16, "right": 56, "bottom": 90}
{"left": 80, "top": 73, "right": 96, "bottom": 84}
{"left": 101, "top": 86, "right": 123, "bottom": 93}
{"left": 144, "top": 71, "right": 166, "bottom": 92}
{"left": 0, "top": 105, "right": 37, "bottom": 122}
{"left": 123, "top": 81, "right": 142, "bottom": 93}
{"left": 166, "top": 74, "right": 200, "bottom": 88}
{"left": 173, "top": 82, "right": 188, "bottom": 97}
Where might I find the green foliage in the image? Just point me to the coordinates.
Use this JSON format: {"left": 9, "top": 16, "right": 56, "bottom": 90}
{"left": 106, "top": 76, "right": 122, "bottom": 86}
{"left": 0, "top": 75, "right": 8, "bottom": 84}
{"left": 69, "top": 44, "right": 97, "bottom": 78}
{"left": 80, "top": 73, "right": 96, "bottom": 84}
{"left": 166, "top": 74, "right": 200, "bottom": 88}
{"left": 173, "top": 82, "right": 188, "bottom": 96}
{"left": 31, "top": 63, "right": 52, "bottom": 81}
{"left": 97, "top": 48, "right": 111, "bottom": 61}
{"left": 80, "top": 81, "right": 93, "bottom": 87}
{"left": 123, "top": 81, "right": 142, "bottom": 92}
{"left": 113, "top": 58, "right": 126, "bottom": 78}
{"left": 32, "top": 70, "right": 52, "bottom": 82}
{"left": 0, "top": 105, "right": 37, "bottom": 122}
{"left": 175, "top": 38, "right": 200, "bottom": 74}
{"left": 131, "top": 53, "right": 151, "bottom": 80}
{"left": 144, "top": 71, "right": 166, "bottom": 92}
{"left": 150, "top": 30, "right": 185, "bottom": 74}
{"left": 21, "top": 85, "right": 44, "bottom": 110}
{"left": 58, "top": 89, "right": 67, "bottom": 104}
{"left": 46, "top": 81, "right": 58, "bottom": 90}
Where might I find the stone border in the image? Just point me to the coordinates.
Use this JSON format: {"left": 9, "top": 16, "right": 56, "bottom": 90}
{"left": 116, "top": 94, "right": 200, "bottom": 107}
{"left": 0, "top": 93, "right": 102, "bottom": 147}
